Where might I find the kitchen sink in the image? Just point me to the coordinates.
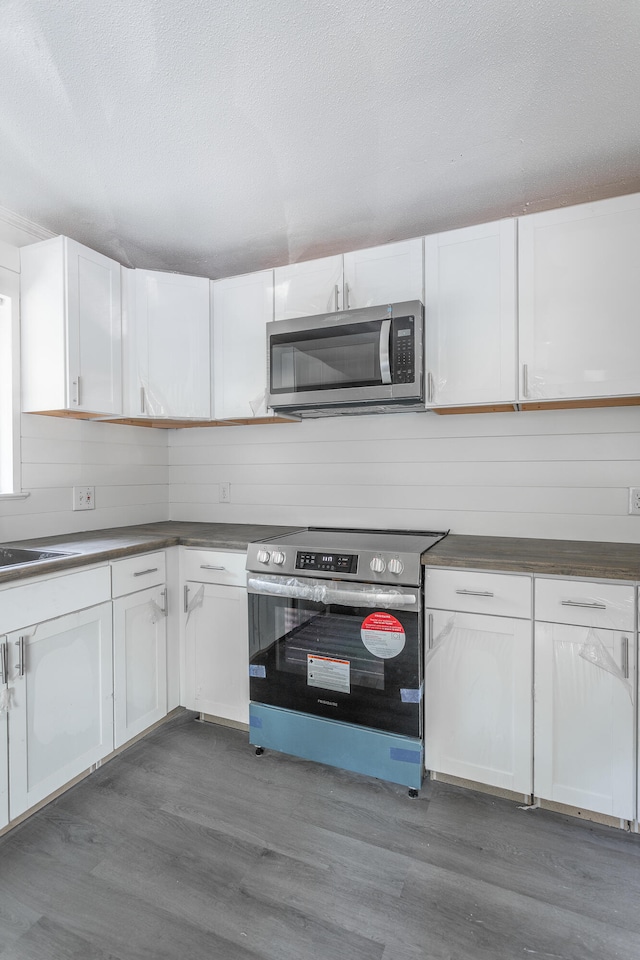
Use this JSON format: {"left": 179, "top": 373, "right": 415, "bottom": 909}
{"left": 0, "top": 547, "right": 78, "bottom": 568}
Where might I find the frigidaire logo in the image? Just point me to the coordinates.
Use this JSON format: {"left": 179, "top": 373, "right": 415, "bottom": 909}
{"left": 317, "top": 699, "right": 338, "bottom": 707}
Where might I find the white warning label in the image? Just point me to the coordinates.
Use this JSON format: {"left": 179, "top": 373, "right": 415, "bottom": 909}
{"left": 361, "top": 612, "right": 406, "bottom": 659}
{"left": 307, "top": 654, "right": 350, "bottom": 694}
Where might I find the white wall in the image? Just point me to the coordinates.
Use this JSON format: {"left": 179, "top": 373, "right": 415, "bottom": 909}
{"left": 168, "top": 405, "right": 640, "bottom": 543}
{"left": 0, "top": 414, "right": 169, "bottom": 542}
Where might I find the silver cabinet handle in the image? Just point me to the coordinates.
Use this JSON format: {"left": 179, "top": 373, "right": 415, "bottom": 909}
{"left": 334, "top": 284, "right": 339, "bottom": 311}
{"left": 379, "top": 318, "right": 392, "bottom": 385}
{"left": 183, "top": 584, "right": 189, "bottom": 614}
{"left": 455, "top": 589, "right": 494, "bottom": 598}
{"left": 427, "top": 371, "right": 434, "bottom": 404}
{"left": 133, "top": 567, "right": 159, "bottom": 577}
{"left": 622, "top": 636, "right": 629, "bottom": 679}
{"left": 72, "top": 378, "right": 80, "bottom": 405}
{"left": 427, "top": 613, "right": 433, "bottom": 649}
{"left": 15, "top": 636, "right": 25, "bottom": 677}
{"left": 160, "top": 587, "right": 167, "bottom": 616}
{"left": 200, "top": 564, "right": 226, "bottom": 571}
{"left": 522, "top": 363, "right": 528, "bottom": 399}
{"left": 345, "top": 282, "right": 351, "bottom": 309}
{"left": 140, "top": 386, "right": 146, "bottom": 414}
{"left": 0, "top": 641, "right": 7, "bottom": 684}
{"left": 561, "top": 600, "right": 606, "bottom": 610}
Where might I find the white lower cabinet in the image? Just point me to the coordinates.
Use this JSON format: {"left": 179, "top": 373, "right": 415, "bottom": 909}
{"left": 534, "top": 621, "right": 635, "bottom": 820}
{"left": 182, "top": 551, "right": 249, "bottom": 726}
{"left": 113, "top": 585, "right": 168, "bottom": 748}
{"left": 425, "top": 609, "right": 533, "bottom": 795}
{"left": 7, "top": 602, "right": 114, "bottom": 820}
{"left": 0, "top": 639, "right": 8, "bottom": 829}
{"left": 183, "top": 583, "right": 249, "bottom": 724}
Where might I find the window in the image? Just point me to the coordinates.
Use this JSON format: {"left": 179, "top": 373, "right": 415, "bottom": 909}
{"left": 0, "top": 264, "right": 21, "bottom": 494}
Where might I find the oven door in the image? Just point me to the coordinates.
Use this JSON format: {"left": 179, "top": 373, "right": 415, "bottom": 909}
{"left": 247, "top": 574, "right": 422, "bottom": 738}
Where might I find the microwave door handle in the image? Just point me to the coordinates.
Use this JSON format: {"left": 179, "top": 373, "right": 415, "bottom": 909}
{"left": 379, "top": 318, "right": 392, "bottom": 385}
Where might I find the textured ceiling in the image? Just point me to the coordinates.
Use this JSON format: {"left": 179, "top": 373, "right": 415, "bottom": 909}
{"left": 1, "top": 0, "right": 640, "bottom": 278}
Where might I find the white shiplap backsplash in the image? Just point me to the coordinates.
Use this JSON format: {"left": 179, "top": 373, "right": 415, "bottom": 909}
{"left": 0, "top": 414, "right": 169, "bottom": 542}
{"left": 168, "top": 405, "right": 640, "bottom": 543}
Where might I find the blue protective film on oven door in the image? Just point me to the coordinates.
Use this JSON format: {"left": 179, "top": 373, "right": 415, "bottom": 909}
{"left": 400, "top": 682, "right": 423, "bottom": 703}
{"left": 389, "top": 746, "right": 421, "bottom": 764}
{"left": 249, "top": 665, "right": 267, "bottom": 678}
{"left": 248, "top": 703, "right": 423, "bottom": 788}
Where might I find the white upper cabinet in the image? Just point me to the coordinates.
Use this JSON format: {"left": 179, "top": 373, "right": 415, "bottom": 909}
{"left": 342, "top": 238, "right": 423, "bottom": 309}
{"left": 212, "top": 270, "right": 274, "bottom": 419}
{"left": 424, "top": 219, "right": 517, "bottom": 407}
{"left": 274, "top": 239, "right": 424, "bottom": 321}
{"left": 274, "top": 254, "right": 343, "bottom": 320}
{"left": 21, "top": 236, "right": 122, "bottom": 415}
{"left": 128, "top": 268, "right": 211, "bottom": 419}
{"left": 518, "top": 193, "right": 640, "bottom": 401}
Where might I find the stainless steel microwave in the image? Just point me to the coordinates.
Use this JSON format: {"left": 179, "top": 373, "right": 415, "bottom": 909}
{"left": 266, "top": 300, "right": 424, "bottom": 416}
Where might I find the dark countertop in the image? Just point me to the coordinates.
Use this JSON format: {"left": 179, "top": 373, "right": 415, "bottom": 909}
{"left": 421, "top": 534, "right": 640, "bottom": 581}
{"left": 0, "top": 521, "right": 302, "bottom": 585}
{"left": 3, "top": 523, "right": 640, "bottom": 586}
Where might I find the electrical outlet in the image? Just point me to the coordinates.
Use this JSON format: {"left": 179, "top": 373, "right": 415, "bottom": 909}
{"left": 73, "top": 485, "right": 95, "bottom": 511}
{"left": 629, "top": 488, "right": 640, "bottom": 515}
{"left": 220, "top": 482, "right": 231, "bottom": 503}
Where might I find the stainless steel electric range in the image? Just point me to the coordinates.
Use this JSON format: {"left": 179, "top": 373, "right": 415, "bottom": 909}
{"left": 246, "top": 527, "right": 448, "bottom": 791}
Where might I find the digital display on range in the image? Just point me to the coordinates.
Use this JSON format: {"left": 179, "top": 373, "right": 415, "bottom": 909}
{"left": 295, "top": 551, "right": 358, "bottom": 574}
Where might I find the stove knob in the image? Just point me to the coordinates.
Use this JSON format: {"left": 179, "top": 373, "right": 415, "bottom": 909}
{"left": 271, "top": 550, "right": 285, "bottom": 565}
{"left": 256, "top": 549, "right": 271, "bottom": 564}
{"left": 370, "top": 556, "right": 386, "bottom": 574}
{"left": 388, "top": 558, "right": 404, "bottom": 576}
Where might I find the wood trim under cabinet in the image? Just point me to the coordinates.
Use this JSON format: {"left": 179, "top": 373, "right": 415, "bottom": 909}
{"left": 24, "top": 411, "right": 298, "bottom": 428}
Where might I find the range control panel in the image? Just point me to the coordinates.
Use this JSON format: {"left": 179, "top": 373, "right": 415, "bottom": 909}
{"left": 296, "top": 551, "right": 358, "bottom": 574}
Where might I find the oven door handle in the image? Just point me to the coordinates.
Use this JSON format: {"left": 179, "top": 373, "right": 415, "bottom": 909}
{"left": 247, "top": 576, "right": 417, "bottom": 608}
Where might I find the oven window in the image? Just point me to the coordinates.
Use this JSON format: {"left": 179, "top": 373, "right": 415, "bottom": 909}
{"left": 278, "top": 610, "right": 384, "bottom": 690}
{"left": 270, "top": 321, "right": 383, "bottom": 393}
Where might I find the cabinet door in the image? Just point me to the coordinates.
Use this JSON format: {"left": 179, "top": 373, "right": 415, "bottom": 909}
{"left": 135, "top": 269, "right": 211, "bottom": 418}
{"left": 274, "top": 255, "right": 343, "bottom": 320}
{"left": 183, "top": 582, "right": 249, "bottom": 725}
{"left": 212, "top": 270, "right": 274, "bottom": 419}
{"left": 519, "top": 194, "right": 640, "bottom": 401}
{"left": 7, "top": 603, "right": 113, "bottom": 820}
{"left": 343, "top": 239, "right": 423, "bottom": 310}
{"left": 66, "top": 238, "right": 122, "bottom": 415}
{"left": 534, "top": 622, "right": 635, "bottom": 819}
{"left": 424, "top": 610, "right": 532, "bottom": 794}
{"left": 425, "top": 220, "right": 516, "bottom": 406}
{"left": 20, "top": 236, "right": 122, "bottom": 415}
{"left": 113, "top": 586, "right": 168, "bottom": 749}
{"left": 0, "top": 639, "right": 7, "bottom": 830}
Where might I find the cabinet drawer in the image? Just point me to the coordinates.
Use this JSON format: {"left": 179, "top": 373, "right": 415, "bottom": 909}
{"left": 0, "top": 565, "right": 111, "bottom": 634}
{"left": 535, "top": 578, "right": 635, "bottom": 630}
{"left": 111, "top": 551, "right": 166, "bottom": 597}
{"left": 181, "top": 548, "right": 247, "bottom": 586}
{"left": 425, "top": 568, "right": 532, "bottom": 618}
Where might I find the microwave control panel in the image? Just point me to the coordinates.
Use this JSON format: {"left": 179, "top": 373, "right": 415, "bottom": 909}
{"left": 296, "top": 552, "right": 358, "bottom": 574}
{"left": 392, "top": 316, "right": 415, "bottom": 383}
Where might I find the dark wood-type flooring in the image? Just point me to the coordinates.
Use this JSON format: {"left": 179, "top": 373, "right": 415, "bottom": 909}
{"left": 1, "top": 712, "right": 640, "bottom": 960}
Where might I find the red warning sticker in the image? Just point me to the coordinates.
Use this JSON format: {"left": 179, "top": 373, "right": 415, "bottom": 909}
{"left": 361, "top": 612, "right": 406, "bottom": 659}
